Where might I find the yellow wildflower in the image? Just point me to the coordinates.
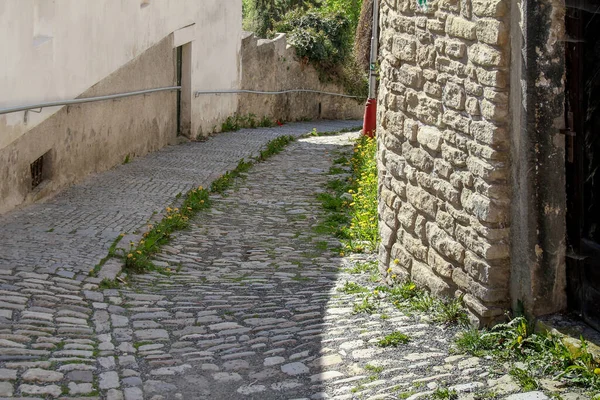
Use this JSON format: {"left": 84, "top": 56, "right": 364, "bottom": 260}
{"left": 393, "top": 258, "right": 400, "bottom": 265}
{"left": 517, "top": 336, "right": 523, "bottom": 344}
{"left": 136, "top": 251, "right": 142, "bottom": 255}
{"left": 166, "top": 207, "right": 172, "bottom": 213}
{"left": 392, "top": 274, "right": 397, "bottom": 279}
{"left": 386, "top": 267, "right": 392, "bottom": 273}
{"left": 594, "top": 368, "right": 600, "bottom": 375}
{"left": 198, "top": 186, "right": 203, "bottom": 190}
{"left": 127, "top": 253, "right": 133, "bottom": 258}
{"left": 339, "top": 252, "right": 345, "bottom": 257}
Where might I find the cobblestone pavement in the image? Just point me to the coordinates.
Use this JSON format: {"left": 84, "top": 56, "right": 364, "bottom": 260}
{"left": 0, "top": 125, "right": 593, "bottom": 399}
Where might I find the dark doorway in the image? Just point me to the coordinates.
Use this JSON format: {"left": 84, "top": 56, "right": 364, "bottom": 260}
{"left": 565, "top": 0, "right": 600, "bottom": 331}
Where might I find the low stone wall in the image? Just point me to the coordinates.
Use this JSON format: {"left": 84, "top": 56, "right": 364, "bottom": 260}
{"left": 376, "top": 0, "right": 512, "bottom": 325}
{"left": 238, "top": 32, "right": 364, "bottom": 122}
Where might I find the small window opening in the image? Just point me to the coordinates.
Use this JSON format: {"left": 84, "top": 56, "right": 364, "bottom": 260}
{"left": 318, "top": 102, "right": 322, "bottom": 118}
{"left": 30, "top": 155, "right": 44, "bottom": 189}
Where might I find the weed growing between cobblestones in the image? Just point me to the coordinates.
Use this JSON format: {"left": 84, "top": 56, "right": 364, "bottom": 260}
{"left": 377, "top": 331, "right": 411, "bottom": 347}
{"left": 431, "top": 387, "right": 458, "bottom": 399}
{"left": 338, "top": 281, "right": 369, "bottom": 294}
{"left": 454, "top": 316, "right": 600, "bottom": 392}
{"left": 352, "top": 295, "right": 377, "bottom": 314}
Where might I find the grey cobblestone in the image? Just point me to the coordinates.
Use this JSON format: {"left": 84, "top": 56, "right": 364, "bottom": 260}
{"left": 0, "top": 122, "right": 592, "bottom": 399}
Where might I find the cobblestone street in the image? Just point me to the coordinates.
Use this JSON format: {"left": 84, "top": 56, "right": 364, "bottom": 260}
{"left": 0, "top": 122, "right": 591, "bottom": 399}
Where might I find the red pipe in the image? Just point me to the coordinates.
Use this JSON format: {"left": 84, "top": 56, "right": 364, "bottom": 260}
{"left": 363, "top": 98, "right": 377, "bottom": 138}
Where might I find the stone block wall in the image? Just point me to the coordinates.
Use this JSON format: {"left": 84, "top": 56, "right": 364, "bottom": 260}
{"left": 239, "top": 32, "right": 364, "bottom": 122}
{"left": 376, "top": 0, "right": 512, "bottom": 325}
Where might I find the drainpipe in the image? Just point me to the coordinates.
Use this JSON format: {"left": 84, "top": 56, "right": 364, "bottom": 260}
{"left": 362, "top": 0, "right": 379, "bottom": 138}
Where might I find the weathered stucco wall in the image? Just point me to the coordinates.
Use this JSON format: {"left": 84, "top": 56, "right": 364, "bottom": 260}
{"left": 377, "top": 0, "right": 513, "bottom": 325}
{"left": 0, "top": 1, "right": 242, "bottom": 214}
{"left": 0, "top": 0, "right": 241, "bottom": 150}
{"left": 0, "top": 36, "right": 177, "bottom": 214}
{"left": 238, "top": 32, "right": 364, "bottom": 121}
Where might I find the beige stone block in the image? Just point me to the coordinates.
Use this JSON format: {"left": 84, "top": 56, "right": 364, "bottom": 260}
{"left": 434, "top": 178, "right": 461, "bottom": 206}
{"left": 435, "top": 210, "right": 455, "bottom": 236}
{"left": 398, "top": 65, "right": 424, "bottom": 89}
{"left": 412, "top": 260, "right": 454, "bottom": 297}
{"left": 384, "top": 150, "right": 407, "bottom": 180}
{"left": 443, "top": 82, "right": 466, "bottom": 110}
{"left": 473, "top": 178, "right": 510, "bottom": 201}
{"left": 381, "top": 110, "right": 404, "bottom": 130}
{"left": 406, "top": 184, "right": 437, "bottom": 219}
{"left": 447, "top": 203, "right": 471, "bottom": 225}
{"left": 405, "top": 90, "right": 444, "bottom": 126}
{"left": 471, "top": 120, "right": 508, "bottom": 147}
{"left": 378, "top": 243, "right": 391, "bottom": 267}
{"left": 464, "top": 251, "right": 509, "bottom": 285}
{"left": 472, "top": 0, "right": 508, "bottom": 17}
{"left": 416, "top": 29, "right": 433, "bottom": 45}
{"left": 441, "top": 143, "right": 468, "bottom": 167}
{"left": 465, "top": 80, "right": 484, "bottom": 96}
{"left": 401, "top": 229, "right": 429, "bottom": 261}
{"left": 451, "top": 171, "right": 474, "bottom": 189}
{"left": 382, "top": 131, "right": 404, "bottom": 154}
{"left": 416, "top": 171, "right": 435, "bottom": 191}
{"left": 380, "top": 187, "right": 398, "bottom": 210}
{"left": 390, "top": 243, "right": 412, "bottom": 277}
{"left": 414, "top": 214, "right": 427, "bottom": 239}
{"left": 476, "top": 67, "right": 508, "bottom": 88}
{"left": 390, "top": 178, "right": 407, "bottom": 200}
{"left": 468, "top": 43, "right": 506, "bottom": 67}
{"left": 442, "top": 110, "right": 470, "bottom": 134}
{"left": 422, "top": 69, "right": 438, "bottom": 81}
{"left": 441, "top": 129, "right": 456, "bottom": 144}
{"left": 446, "top": 16, "right": 476, "bottom": 40}
{"left": 466, "top": 141, "right": 505, "bottom": 161}
{"left": 436, "top": 57, "right": 467, "bottom": 77}
{"left": 466, "top": 156, "right": 508, "bottom": 182}
{"left": 403, "top": 118, "right": 419, "bottom": 142}
{"left": 426, "top": 222, "right": 465, "bottom": 263}
{"left": 381, "top": 204, "right": 398, "bottom": 231}
{"left": 424, "top": 81, "right": 443, "bottom": 98}
{"left": 417, "top": 45, "right": 437, "bottom": 69}
{"left": 417, "top": 126, "right": 443, "bottom": 152}
{"left": 445, "top": 40, "right": 467, "bottom": 58}
{"left": 439, "top": 0, "right": 460, "bottom": 13}
{"left": 480, "top": 99, "right": 508, "bottom": 121}
{"left": 428, "top": 248, "right": 456, "bottom": 278}
{"left": 433, "top": 159, "right": 453, "bottom": 179}
{"left": 455, "top": 225, "right": 510, "bottom": 260}
{"left": 380, "top": 221, "right": 396, "bottom": 248}
{"left": 393, "top": 34, "right": 417, "bottom": 62}
{"left": 398, "top": 202, "right": 417, "bottom": 231}
{"left": 404, "top": 142, "right": 435, "bottom": 172}
{"left": 427, "top": 18, "right": 446, "bottom": 33}
{"left": 463, "top": 294, "right": 506, "bottom": 318}
{"left": 476, "top": 19, "right": 508, "bottom": 46}
{"left": 465, "top": 97, "right": 481, "bottom": 116}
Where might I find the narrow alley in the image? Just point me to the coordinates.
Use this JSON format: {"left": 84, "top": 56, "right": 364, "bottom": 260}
{"left": 0, "top": 122, "right": 580, "bottom": 399}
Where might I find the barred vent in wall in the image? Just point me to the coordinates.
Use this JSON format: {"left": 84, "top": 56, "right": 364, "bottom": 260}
{"left": 30, "top": 155, "right": 44, "bottom": 189}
